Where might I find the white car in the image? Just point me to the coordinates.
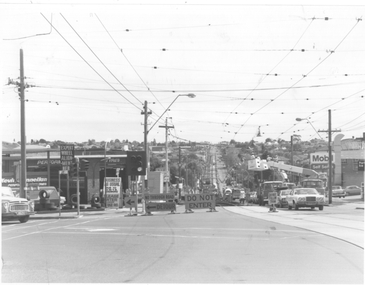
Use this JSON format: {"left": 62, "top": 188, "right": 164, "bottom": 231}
{"left": 286, "top": 188, "right": 325, "bottom": 211}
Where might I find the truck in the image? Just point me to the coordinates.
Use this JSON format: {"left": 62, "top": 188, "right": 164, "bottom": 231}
{"left": 258, "top": 181, "right": 288, "bottom": 206}
{"left": 300, "top": 178, "right": 327, "bottom": 196}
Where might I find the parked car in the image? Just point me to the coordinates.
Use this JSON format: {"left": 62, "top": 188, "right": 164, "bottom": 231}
{"left": 286, "top": 188, "right": 325, "bottom": 210}
{"left": 278, "top": 189, "right": 291, "bottom": 208}
{"left": 332, "top": 185, "right": 346, "bottom": 198}
{"left": 2, "top": 186, "right": 35, "bottom": 223}
{"left": 344, "top": 185, "right": 362, "bottom": 196}
{"left": 12, "top": 186, "right": 63, "bottom": 211}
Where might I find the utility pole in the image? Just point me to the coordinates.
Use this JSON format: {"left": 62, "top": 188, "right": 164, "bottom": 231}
{"left": 20, "top": 49, "right": 26, "bottom": 199}
{"left": 290, "top": 135, "right": 294, "bottom": 183}
{"left": 159, "top": 117, "right": 174, "bottom": 193}
{"left": 178, "top": 146, "right": 181, "bottom": 197}
{"left": 141, "top": 101, "right": 152, "bottom": 189}
{"left": 319, "top": 109, "right": 341, "bottom": 204}
{"left": 8, "top": 50, "right": 32, "bottom": 198}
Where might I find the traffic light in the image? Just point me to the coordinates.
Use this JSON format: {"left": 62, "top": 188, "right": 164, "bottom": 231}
{"left": 127, "top": 151, "right": 146, "bottom": 176}
{"left": 80, "top": 159, "right": 89, "bottom": 172}
{"left": 69, "top": 158, "right": 78, "bottom": 177}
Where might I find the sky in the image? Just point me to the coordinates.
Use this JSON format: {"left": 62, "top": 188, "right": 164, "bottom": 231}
{"left": 1, "top": 1, "right": 365, "bottom": 145}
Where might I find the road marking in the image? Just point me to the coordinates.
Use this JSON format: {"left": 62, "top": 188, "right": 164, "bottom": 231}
{"left": 2, "top": 217, "right": 116, "bottom": 241}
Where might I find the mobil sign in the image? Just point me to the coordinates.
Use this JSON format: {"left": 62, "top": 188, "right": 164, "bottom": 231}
{"left": 310, "top": 152, "right": 335, "bottom": 165}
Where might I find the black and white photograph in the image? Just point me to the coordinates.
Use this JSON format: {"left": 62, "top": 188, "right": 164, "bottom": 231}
{"left": 1, "top": 1, "right": 364, "bottom": 284}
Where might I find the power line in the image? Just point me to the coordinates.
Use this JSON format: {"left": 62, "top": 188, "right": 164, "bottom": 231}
{"left": 40, "top": 13, "right": 141, "bottom": 111}
{"left": 224, "top": 17, "right": 315, "bottom": 125}
{"left": 233, "top": 17, "right": 363, "bottom": 138}
{"left": 94, "top": 14, "right": 164, "bottom": 113}
{"left": 60, "top": 13, "right": 144, "bottom": 106}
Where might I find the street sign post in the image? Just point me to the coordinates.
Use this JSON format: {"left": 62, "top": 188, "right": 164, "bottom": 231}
{"left": 59, "top": 144, "right": 74, "bottom": 204}
{"left": 124, "top": 196, "right": 137, "bottom": 208}
{"left": 59, "top": 145, "right": 75, "bottom": 171}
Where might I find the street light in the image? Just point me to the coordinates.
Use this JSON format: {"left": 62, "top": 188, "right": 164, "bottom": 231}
{"left": 148, "top": 93, "right": 196, "bottom": 133}
{"left": 148, "top": 93, "right": 196, "bottom": 193}
{"left": 295, "top": 118, "right": 323, "bottom": 139}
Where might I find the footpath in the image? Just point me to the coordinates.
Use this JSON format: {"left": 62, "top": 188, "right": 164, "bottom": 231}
{"left": 224, "top": 198, "right": 364, "bottom": 248}
{"left": 30, "top": 198, "right": 364, "bottom": 248}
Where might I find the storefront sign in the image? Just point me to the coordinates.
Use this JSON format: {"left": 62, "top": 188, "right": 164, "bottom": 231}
{"left": 2, "top": 176, "right": 48, "bottom": 187}
{"left": 310, "top": 152, "right": 335, "bottom": 165}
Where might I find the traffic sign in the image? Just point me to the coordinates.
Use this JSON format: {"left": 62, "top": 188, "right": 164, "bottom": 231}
{"left": 268, "top": 192, "right": 277, "bottom": 205}
{"left": 144, "top": 193, "right": 175, "bottom": 201}
{"left": 185, "top": 194, "right": 216, "bottom": 210}
{"left": 145, "top": 202, "right": 176, "bottom": 212}
{"left": 124, "top": 196, "right": 137, "bottom": 207}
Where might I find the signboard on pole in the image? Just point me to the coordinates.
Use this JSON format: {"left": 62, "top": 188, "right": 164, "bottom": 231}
{"left": 60, "top": 144, "right": 75, "bottom": 171}
{"left": 268, "top": 192, "right": 277, "bottom": 205}
{"left": 104, "top": 177, "right": 121, "bottom": 208}
{"left": 185, "top": 194, "right": 216, "bottom": 211}
{"left": 124, "top": 196, "right": 137, "bottom": 208}
{"left": 163, "top": 171, "right": 170, "bottom": 182}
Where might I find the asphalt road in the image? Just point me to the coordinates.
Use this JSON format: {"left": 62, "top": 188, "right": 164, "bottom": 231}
{"left": 2, "top": 203, "right": 363, "bottom": 284}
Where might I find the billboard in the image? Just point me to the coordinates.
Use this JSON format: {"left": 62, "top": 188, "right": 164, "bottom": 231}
{"left": 310, "top": 152, "right": 335, "bottom": 165}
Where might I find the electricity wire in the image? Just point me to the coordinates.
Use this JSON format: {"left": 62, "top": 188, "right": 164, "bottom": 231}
{"left": 94, "top": 14, "right": 165, "bottom": 116}
{"left": 60, "top": 13, "right": 144, "bottom": 106}
{"left": 234, "top": 17, "right": 363, "bottom": 138}
{"left": 40, "top": 13, "right": 141, "bottom": 110}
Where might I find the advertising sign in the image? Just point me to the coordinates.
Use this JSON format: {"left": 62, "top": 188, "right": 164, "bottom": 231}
{"left": 60, "top": 144, "right": 75, "bottom": 171}
{"left": 310, "top": 152, "right": 335, "bottom": 165}
{"left": 2, "top": 175, "right": 48, "bottom": 187}
{"left": 104, "top": 177, "right": 121, "bottom": 208}
{"left": 185, "top": 194, "right": 216, "bottom": 210}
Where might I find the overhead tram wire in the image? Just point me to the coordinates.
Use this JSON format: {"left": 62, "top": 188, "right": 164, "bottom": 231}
{"left": 234, "top": 17, "right": 363, "bottom": 139}
{"left": 223, "top": 17, "right": 315, "bottom": 126}
{"left": 277, "top": 88, "right": 365, "bottom": 139}
{"left": 32, "top": 80, "right": 365, "bottom": 93}
{"left": 95, "top": 13, "right": 165, "bottom": 113}
{"left": 60, "top": 14, "right": 144, "bottom": 107}
{"left": 40, "top": 13, "right": 141, "bottom": 111}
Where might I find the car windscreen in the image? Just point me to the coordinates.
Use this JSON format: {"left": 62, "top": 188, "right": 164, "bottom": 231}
{"left": 1, "top": 187, "right": 14, "bottom": 197}
{"left": 296, "top": 189, "right": 318, "bottom": 195}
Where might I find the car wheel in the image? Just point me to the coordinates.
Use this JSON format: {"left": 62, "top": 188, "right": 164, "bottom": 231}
{"left": 19, "top": 215, "right": 29, "bottom": 223}
{"left": 288, "top": 204, "right": 292, "bottom": 210}
{"left": 319, "top": 205, "right": 324, "bottom": 211}
{"left": 294, "top": 203, "right": 299, "bottom": 210}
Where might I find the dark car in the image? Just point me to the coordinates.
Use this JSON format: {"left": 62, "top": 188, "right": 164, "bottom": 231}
{"left": 344, "top": 185, "right": 361, "bottom": 196}
{"left": 12, "top": 186, "right": 64, "bottom": 211}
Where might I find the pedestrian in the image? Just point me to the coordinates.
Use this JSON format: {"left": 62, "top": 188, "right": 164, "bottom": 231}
{"left": 245, "top": 190, "right": 251, "bottom": 206}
